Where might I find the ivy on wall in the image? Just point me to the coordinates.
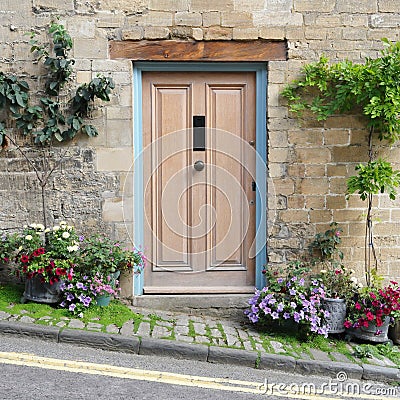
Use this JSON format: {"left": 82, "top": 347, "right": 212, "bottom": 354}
{"left": 282, "top": 39, "right": 400, "bottom": 286}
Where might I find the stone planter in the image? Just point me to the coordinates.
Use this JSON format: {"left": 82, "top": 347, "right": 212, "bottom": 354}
{"left": 388, "top": 320, "right": 400, "bottom": 345}
{"left": 346, "top": 317, "right": 391, "bottom": 343}
{"left": 22, "top": 274, "right": 63, "bottom": 304}
{"left": 323, "top": 298, "right": 346, "bottom": 334}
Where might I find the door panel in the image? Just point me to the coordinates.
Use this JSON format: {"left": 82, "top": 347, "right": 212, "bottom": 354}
{"left": 142, "top": 72, "right": 256, "bottom": 293}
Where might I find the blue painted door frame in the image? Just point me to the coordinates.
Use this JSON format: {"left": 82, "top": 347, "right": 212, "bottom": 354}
{"left": 133, "top": 62, "right": 267, "bottom": 295}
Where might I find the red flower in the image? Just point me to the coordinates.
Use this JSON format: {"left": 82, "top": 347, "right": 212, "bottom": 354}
{"left": 334, "top": 269, "right": 342, "bottom": 275}
{"left": 365, "top": 312, "right": 374, "bottom": 321}
{"left": 20, "top": 255, "right": 29, "bottom": 263}
{"left": 37, "top": 268, "right": 44, "bottom": 274}
{"left": 37, "top": 247, "right": 45, "bottom": 255}
{"left": 376, "top": 317, "right": 383, "bottom": 327}
{"left": 355, "top": 302, "right": 361, "bottom": 310}
{"left": 369, "top": 292, "right": 377, "bottom": 300}
{"left": 344, "top": 320, "right": 352, "bottom": 328}
{"left": 32, "top": 249, "right": 40, "bottom": 257}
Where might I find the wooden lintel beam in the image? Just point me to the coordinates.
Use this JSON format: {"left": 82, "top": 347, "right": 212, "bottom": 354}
{"left": 109, "top": 40, "right": 287, "bottom": 62}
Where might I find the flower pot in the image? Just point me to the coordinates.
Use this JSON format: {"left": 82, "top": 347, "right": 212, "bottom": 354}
{"left": 22, "top": 274, "right": 63, "bottom": 304}
{"left": 346, "top": 317, "right": 391, "bottom": 343}
{"left": 322, "top": 298, "right": 347, "bottom": 334}
{"left": 388, "top": 320, "right": 400, "bottom": 345}
{"left": 95, "top": 293, "right": 111, "bottom": 307}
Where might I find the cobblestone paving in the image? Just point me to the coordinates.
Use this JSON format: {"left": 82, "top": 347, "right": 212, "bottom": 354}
{"left": 0, "top": 306, "right": 398, "bottom": 369}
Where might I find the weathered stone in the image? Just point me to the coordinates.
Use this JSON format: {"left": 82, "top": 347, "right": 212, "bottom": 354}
{"left": 208, "top": 347, "right": 257, "bottom": 367}
{"left": 151, "top": 325, "right": 171, "bottom": 338}
{"left": 68, "top": 319, "right": 86, "bottom": 329}
{"left": 259, "top": 353, "right": 296, "bottom": 372}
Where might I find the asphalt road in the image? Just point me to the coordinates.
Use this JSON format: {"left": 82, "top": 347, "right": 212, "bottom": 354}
{"left": 0, "top": 335, "right": 398, "bottom": 400}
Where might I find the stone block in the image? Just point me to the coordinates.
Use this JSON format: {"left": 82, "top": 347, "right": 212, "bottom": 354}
{"left": 73, "top": 38, "right": 108, "bottom": 59}
{"left": 122, "top": 27, "right": 144, "bottom": 40}
{"left": 92, "top": 60, "right": 131, "bottom": 73}
{"left": 76, "top": 71, "right": 92, "bottom": 84}
{"left": 336, "top": 0, "right": 377, "bottom": 13}
{"left": 144, "top": 27, "right": 170, "bottom": 39}
{"left": 204, "top": 26, "right": 232, "bottom": 40}
{"left": 106, "top": 119, "right": 133, "bottom": 147}
{"left": 279, "top": 209, "right": 309, "bottom": 223}
{"left": 232, "top": 28, "right": 259, "bottom": 40}
{"left": 378, "top": 0, "right": 398, "bottom": 12}
{"left": 202, "top": 12, "right": 220, "bottom": 27}
{"left": 370, "top": 14, "right": 400, "bottom": 28}
{"left": 259, "top": 353, "right": 296, "bottom": 372}
{"left": 33, "top": 0, "right": 74, "bottom": 11}
{"left": 208, "top": 347, "right": 257, "bottom": 367}
{"left": 139, "top": 338, "right": 209, "bottom": 361}
{"left": 190, "top": 0, "right": 233, "bottom": 12}
{"left": 141, "top": 11, "right": 173, "bottom": 26}
{"left": 96, "top": 13, "right": 125, "bottom": 28}
{"left": 98, "top": 0, "right": 147, "bottom": 13}
{"left": 59, "top": 329, "right": 140, "bottom": 353}
{"left": 296, "top": 148, "right": 331, "bottom": 163}
{"left": 362, "top": 364, "right": 400, "bottom": 382}
{"left": 66, "top": 18, "right": 96, "bottom": 38}
{"left": 97, "top": 148, "right": 134, "bottom": 172}
{"left": 259, "top": 26, "right": 285, "bottom": 39}
{"left": 294, "top": 0, "right": 335, "bottom": 12}
{"left": 2, "top": 0, "right": 31, "bottom": 11}
{"left": 310, "top": 210, "right": 332, "bottom": 223}
{"left": 265, "top": 0, "right": 292, "bottom": 12}
{"left": 103, "top": 197, "right": 130, "bottom": 222}
{"left": 0, "top": 321, "right": 59, "bottom": 341}
{"left": 221, "top": 11, "right": 253, "bottom": 27}
{"left": 326, "top": 195, "right": 346, "bottom": 209}
{"left": 299, "top": 178, "right": 329, "bottom": 195}
{"left": 295, "top": 359, "right": 363, "bottom": 379}
{"left": 149, "top": 0, "right": 189, "bottom": 11}
{"left": 192, "top": 28, "right": 204, "bottom": 40}
{"left": 234, "top": 0, "right": 265, "bottom": 11}
{"left": 253, "top": 11, "right": 303, "bottom": 27}
{"left": 175, "top": 12, "right": 202, "bottom": 26}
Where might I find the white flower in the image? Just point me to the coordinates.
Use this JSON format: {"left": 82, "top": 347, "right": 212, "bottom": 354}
{"left": 320, "top": 269, "right": 327, "bottom": 274}
{"left": 29, "top": 223, "right": 37, "bottom": 229}
{"left": 60, "top": 221, "right": 67, "bottom": 226}
{"left": 53, "top": 226, "right": 60, "bottom": 231}
{"left": 67, "top": 245, "right": 79, "bottom": 252}
{"left": 350, "top": 269, "right": 355, "bottom": 274}
{"left": 36, "top": 224, "right": 45, "bottom": 231}
{"left": 18, "top": 246, "right": 22, "bottom": 251}
{"left": 23, "top": 225, "right": 27, "bottom": 229}
{"left": 44, "top": 228, "right": 50, "bottom": 233}
{"left": 62, "top": 231, "right": 70, "bottom": 239}
{"left": 25, "top": 235, "right": 33, "bottom": 241}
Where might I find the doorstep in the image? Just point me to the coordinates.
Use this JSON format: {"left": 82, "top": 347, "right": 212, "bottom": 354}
{"left": 131, "top": 294, "right": 250, "bottom": 321}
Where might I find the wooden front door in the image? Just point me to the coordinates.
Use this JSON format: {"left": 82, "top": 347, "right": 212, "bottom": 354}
{"left": 142, "top": 71, "right": 256, "bottom": 293}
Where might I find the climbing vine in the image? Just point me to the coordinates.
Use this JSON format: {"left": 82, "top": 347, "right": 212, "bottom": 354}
{"left": 0, "top": 20, "right": 114, "bottom": 227}
{"left": 282, "top": 39, "right": 400, "bottom": 286}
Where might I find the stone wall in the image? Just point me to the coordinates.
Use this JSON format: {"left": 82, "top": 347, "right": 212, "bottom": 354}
{"left": 0, "top": 1, "right": 399, "bottom": 283}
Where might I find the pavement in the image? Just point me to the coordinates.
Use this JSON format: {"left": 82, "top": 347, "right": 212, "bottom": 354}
{"left": 0, "top": 306, "right": 399, "bottom": 383}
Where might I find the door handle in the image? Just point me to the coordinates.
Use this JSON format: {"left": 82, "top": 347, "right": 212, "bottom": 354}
{"left": 194, "top": 160, "right": 205, "bottom": 171}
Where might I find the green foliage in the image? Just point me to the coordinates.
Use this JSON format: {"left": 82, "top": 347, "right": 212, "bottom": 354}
{"left": 347, "top": 158, "right": 400, "bottom": 201}
{"left": 282, "top": 39, "right": 400, "bottom": 143}
{"left": 308, "top": 222, "right": 343, "bottom": 261}
{"left": 1, "top": 20, "right": 114, "bottom": 146}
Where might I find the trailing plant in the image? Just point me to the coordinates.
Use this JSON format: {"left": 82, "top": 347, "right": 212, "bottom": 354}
{"left": 0, "top": 19, "right": 114, "bottom": 227}
{"left": 282, "top": 39, "right": 400, "bottom": 287}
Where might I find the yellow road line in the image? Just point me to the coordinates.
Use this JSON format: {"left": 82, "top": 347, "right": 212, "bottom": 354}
{"left": 0, "top": 352, "right": 394, "bottom": 400}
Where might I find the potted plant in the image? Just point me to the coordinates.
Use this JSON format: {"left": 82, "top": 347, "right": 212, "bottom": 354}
{"left": 308, "top": 223, "right": 359, "bottom": 333}
{"left": 245, "top": 262, "right": 330, "bottom": 338}
{"left": 8, "top": 222, "right": 78, "bottom": 303}
{"left": 78, "top": 234, "right": 145, "bottom": 279}
{"left": 344, "top": 280, "right": 400, "bottom": 343}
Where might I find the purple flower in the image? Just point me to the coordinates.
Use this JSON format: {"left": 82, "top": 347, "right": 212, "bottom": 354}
{"left": 263, "top": 307, "right": 271, "bottom": 315}
{"left": 293, "top": 312, "right": 301, "bottom": 323}
{"left": 271, "top": 312, "right": 279, "bottom": 319}
{"left": 59, "top": 301, "right": 65, "bottom": 307}
{"left": 79, "top": 235, "right": 85, "bottom": 242}
{"left": 289, "top": 289, "right": 297, "bottom": 296}
{"left": 277, "top": 278, "right": 284, "bottom": 284}
{"left": 283, "top": 312, "right": 291, "bottom": 319}
{"left": 290, "top": 302, "right": 296, "bottom": 309}
{"left": 69, "top": 303, "right": 76, "bottom": 312}
{"left": 277, "top": 303, "right": 284, "bottom": 312}
{"left": 67, "top": 294, "right": 74, "bottom": 302}
{"left": 268, "top": 298, "right": 277, "bottom": 305}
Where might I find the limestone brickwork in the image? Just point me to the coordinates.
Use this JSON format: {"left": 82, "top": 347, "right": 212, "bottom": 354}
{"left": 1, "top": 1, "right": 400, "bottom": 284}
